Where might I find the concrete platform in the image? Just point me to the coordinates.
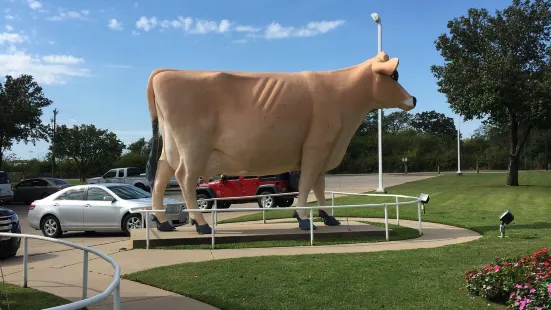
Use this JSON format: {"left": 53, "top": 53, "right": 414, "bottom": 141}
{"left": 129, "top": 220, "right": 389, "bottom": 248}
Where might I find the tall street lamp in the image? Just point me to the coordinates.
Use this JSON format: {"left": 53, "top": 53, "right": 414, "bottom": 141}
{"left": 457, "top": 115, "right": 462, "bottom": 176}
{"left": 371, "top": 12, "right": 386, "bottom": 193}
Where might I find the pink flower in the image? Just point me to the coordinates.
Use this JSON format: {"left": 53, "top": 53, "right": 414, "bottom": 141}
{"left": 530, "top": 288, "right": 536, "bottom": 293}
{"left": 548, "top": 283, "right": 551, "bottom": 292}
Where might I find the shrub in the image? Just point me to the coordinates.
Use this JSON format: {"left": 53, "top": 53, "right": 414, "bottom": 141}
{"left": 464, "top": 248, "right": 551, "bottom": 309}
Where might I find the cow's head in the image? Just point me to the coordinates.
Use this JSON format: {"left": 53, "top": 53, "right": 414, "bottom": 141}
{"left": 369, "top": 51, "right": 416, "bottom": 111}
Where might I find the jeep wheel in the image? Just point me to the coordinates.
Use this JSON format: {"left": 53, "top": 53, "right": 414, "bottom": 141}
{"left": 277, "top": 197, "right": 294, "bottom": 208}
{"left": 258, "top": 191, "right": 277, "bottom": 208}
{"left": 197, "top": 193, "right": 213, "bottom": 209}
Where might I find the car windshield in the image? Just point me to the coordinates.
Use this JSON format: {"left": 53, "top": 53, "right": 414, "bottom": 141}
{"left": 0, "top": 172, "right": 9, "bottom": 184}
{"left": 109, "top": 185, "right": 151, "bottom": 200}
{"left": 52, "top": 179, "right": 69, "bottom": 185}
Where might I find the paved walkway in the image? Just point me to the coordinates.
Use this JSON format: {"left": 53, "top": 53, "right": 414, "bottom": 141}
{"left": 2, "top": 218, "right": 481, "bottom": 309}
{"left": 0, "top": 173, "right": 484, "bottom": 310}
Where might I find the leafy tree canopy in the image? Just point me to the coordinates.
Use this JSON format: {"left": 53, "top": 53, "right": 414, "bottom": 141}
{"left": 431, "top": 0, "right": 551, "bottom": 185}
{"left": 0, "top": 74, "right": 52, "bottom": 168}
{"left": 51, "top": 124, "right": 125, "bottom": 180}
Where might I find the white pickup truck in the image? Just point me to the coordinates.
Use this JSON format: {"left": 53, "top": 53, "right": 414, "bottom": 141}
{"left": 88, "top": 167, "right": 179, "bottom": 192}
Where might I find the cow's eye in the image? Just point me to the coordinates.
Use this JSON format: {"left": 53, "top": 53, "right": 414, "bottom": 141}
{"left": 390, "top": 70, "right": 399, "bottom": 81}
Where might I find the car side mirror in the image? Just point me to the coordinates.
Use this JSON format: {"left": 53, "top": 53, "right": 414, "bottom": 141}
{"left": 103, "top": 196, "right": 116, "bottom": 202}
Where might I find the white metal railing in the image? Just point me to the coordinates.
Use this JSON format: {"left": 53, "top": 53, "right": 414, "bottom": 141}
{"left": 129, "top": 191, "right": 427, "bottom": 249}
{"left": 0, "top": 233, "right": 121, "bottom": 310}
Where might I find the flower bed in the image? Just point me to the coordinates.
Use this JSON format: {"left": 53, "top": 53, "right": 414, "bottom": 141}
{"left": 464, "top": 248, "right": 551, "bottom": 309}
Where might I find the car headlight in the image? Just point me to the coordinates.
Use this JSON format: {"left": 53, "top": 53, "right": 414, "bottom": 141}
{"left": 9, "top": 213, "right": 18, "bottom": 223}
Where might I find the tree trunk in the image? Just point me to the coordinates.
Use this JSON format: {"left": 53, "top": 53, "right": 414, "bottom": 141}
{"left": 545, "top": 130, "right": 549, "bottom": 171}
{"left": 507, "top": 155, "right": 520, "bottom": 186}
{"left": 506, "top": 112, "right": 532, "bottom": 186}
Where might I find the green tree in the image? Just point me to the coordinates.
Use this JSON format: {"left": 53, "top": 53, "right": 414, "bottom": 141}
{"left": 410, "top": 111, "right": 456, "bottom": 137}
{"left": 0, "top": 74, "right": 53, "bottom": 169}
{"left": 127, "top": 137, "right": 151, "bottom": 155}
{"left": 51, "top": 124, "right": 125, "bottom": 181}
{"left": 383, "top": 111, "right": 412, "bottom": 134}
{"left": 431, "top": 0, "right": 551, "bottom": 185}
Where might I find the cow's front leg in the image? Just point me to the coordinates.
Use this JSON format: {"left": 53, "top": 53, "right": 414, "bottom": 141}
{"left": 312, "top": 173, "right": 340, "bottom": 226}
{"left": 292, "top": 148, "right": 331, "bottom": 230}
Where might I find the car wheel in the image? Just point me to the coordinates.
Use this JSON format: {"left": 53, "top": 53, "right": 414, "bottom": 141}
{"left": 196, "top": 193, "right": 213, "bottom": 209}
{"left": 277, "top": 197, "right": 294, "bottom": 208}
{"left": 258, "top": 191, "right": 277, "bottom": 208}
{"left": 123, "top": 213, "right": 142, "bottom": 233}
{"left": 41, "top": 215, "right": 62, "bottom": 238}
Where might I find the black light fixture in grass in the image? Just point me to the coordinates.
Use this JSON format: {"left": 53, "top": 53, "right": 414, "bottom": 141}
{"left": 499, "top": 210, "right": 514, "bottom": 238}
{"left": 419, "top": 193, "right": 430, "bottom": 214}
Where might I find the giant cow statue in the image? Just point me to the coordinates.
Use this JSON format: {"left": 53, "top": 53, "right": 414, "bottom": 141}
{"left": 145, "top": 51, "right": 416, "bottom": 234}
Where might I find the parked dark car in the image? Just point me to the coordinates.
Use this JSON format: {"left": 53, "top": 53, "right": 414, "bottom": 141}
{"left": 12, "top": 178, "right": 73, "bottom": 205}
{"left": 0, "top": 207, "right": 21, "bottom": 259}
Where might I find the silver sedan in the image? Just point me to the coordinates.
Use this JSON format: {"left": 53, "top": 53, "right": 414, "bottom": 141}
{"left": 27, "top": 183, "right": 188, "bottom": 238}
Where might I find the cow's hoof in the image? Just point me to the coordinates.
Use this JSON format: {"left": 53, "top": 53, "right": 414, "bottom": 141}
{"left": 151, "top": 215, "right": 176, "bottom": 232}
{"left": 318, "top": 210, "right": 341, "bottom": 226}
{"left": 191, "top": 219, "right": 212, "bottom": 235}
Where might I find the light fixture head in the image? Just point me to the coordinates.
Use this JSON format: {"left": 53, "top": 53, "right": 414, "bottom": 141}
{"left": 500, "top": 210, "right": 514, "bottom": 225}
{"left": 371, "top": 13, "right": 381, "bottom": 23}
{"left": 419, "top": 193, "right": 430, "bottom": 204}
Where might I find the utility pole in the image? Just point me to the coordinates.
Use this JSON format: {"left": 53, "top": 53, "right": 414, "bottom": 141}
{"left": 51, "top": 109, "right": 58, "bottom": 177}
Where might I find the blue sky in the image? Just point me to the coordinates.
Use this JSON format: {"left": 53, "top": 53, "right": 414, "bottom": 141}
{"left": 1, "top": 0, "right": 511, "bottom": 160}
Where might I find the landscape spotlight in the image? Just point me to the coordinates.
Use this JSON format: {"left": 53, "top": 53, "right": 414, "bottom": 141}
{"left": 499, "top": 210, "right": 514, "bottom": 238}
{"left": 419, "top": 193, "right": 430, "bottom": 204}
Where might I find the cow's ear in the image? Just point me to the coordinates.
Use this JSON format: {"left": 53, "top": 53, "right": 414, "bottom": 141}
{"left": 372, "top": 58, "right": 399, "bottom": 76}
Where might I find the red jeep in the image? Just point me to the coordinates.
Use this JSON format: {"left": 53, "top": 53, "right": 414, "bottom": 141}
{"left": 195, "top": 172, "right": 299, "bottom": 209}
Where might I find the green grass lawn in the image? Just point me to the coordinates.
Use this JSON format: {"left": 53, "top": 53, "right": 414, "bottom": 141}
{"left": 123, "top": 172, "right": 551, "bottom": 310}
{"left": 66, "top": 178, "right": 87, "bottom": 185}
{"left": 0, "top": 283, "right": 70, "bottom": 310}
{"left": 152, "top": 221, "right": 420, "bottom": 250}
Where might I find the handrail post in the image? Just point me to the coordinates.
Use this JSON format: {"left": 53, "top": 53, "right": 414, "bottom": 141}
{"left": 145, "top": 211, "right": 150, "bottom": 250}
{"left": 417, "top": 202, "right": 423, "bottom": 235}
{"left": 82, "top": 251, "right": 89, "bottom": 300}
{"left": 113, "top": 283, "right": 121, "bottom": 310}
{"left": 384, "top": 204, "right": 389, "bottom": 241}
{"left": 211, "top": 205, "right": 216, "bottom": 249}
{"left": 331, "top": 192, "right": 335, "bottom": 216}
{"left": 23, "top": 237, "right": 28, "bottom": 288}
{"left": 395, "top": 196, "right": 400, "bottom": 226}
{"left": 309, "top": 208, "right": 314, "bottom": 246}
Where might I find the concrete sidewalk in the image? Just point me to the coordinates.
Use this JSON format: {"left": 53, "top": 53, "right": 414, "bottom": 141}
{"left": 3, "top": 218, "right": 480, "bottom": 309}
{"left": 2, "top": 173, "right": 453, "bottom": 309}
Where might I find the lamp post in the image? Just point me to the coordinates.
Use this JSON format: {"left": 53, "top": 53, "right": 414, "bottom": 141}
{"left": 371, "top": 12, "right": 386, "bottom": 193}
{"left": 402, "top": 157, "right": 408, "bottom": 174}
{"left": 457, "top": 115, "right": 462, "bottom": 176}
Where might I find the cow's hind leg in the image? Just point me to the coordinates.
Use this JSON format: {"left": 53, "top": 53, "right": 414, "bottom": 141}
{"left": 150, "top": 152, "right": 177, "bottom": 231}
{"left": 175, "top": 148, "right": 212, "bottom": 235}
{"left": 292, "top": 147, "right": 334, "bottom": 230}
{"left": 312, "top": 173, "right": 340, "bottom": 226}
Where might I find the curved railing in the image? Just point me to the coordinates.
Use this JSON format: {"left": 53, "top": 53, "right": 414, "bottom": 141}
{"left": 129, "top": 190, "right": 430, "bottom": 249}
{"left": 0, "top": 232, "right": 121, "bottom": 310}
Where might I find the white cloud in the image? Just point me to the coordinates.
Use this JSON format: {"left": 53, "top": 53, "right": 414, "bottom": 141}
{"left": 232, "top": 39, "right": 247, "bottom": 44}
{"left": 5, "top": 25, "right": 13, "bottom": 31}
{"left": 235, "top": 25, "right": 261, "bottom": 33}
{"left": 0, "top": 45, "right": 91, "bottom": 85}
{"left": 0, "top": 32, "right": 24, "bottom": 44}
{"left": 42, "top": 54, "right": 84, "bottom": 65}
{"left": 107, "top": 18, "right": 123, "bottom": 30}
{"left": 131, "top": 30, "right": 139, "bottom": 36}
{"left": 263, "top": 20, "right": 345, "bottom": 39}
{"left": 5, "top": 14, "right": 16, "bottom": 20}
{"left": 136, "top": 16, "right": 232, "bottom": 34}
{"left": 27, "top": 0, "right": 41, "bottom": 10}
{"left": 47, "top": 9, "right": 89, "bottom": 21}
{"left": 133, "top": 16, "right": 345, "bottom": 41}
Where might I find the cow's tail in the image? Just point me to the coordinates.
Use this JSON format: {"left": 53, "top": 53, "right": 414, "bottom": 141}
{"left": 145, "top": 69, "right": 164, "bottom": 192}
